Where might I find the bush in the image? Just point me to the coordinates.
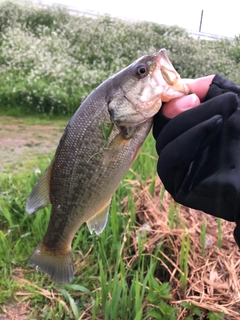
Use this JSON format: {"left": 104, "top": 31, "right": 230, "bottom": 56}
{"left": 0, "top": 0, "right": 240, "bottom": 115}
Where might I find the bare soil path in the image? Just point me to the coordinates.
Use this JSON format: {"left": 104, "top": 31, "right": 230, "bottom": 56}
{"left": 0, "top": 116, "right": 67, "bottom": 173}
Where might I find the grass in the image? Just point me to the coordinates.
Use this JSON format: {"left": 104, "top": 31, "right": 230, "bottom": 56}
{"left": 0, "top": 114, "right": 68, "bottom": 126}
{"left": 0, "top": 116, "right": 230, "bottom": 319}
{"left": 179, "top": 223, "right": 190, "bottom": 294}
{"left": 0, "top": 119, "right": 164, "bottom": 319}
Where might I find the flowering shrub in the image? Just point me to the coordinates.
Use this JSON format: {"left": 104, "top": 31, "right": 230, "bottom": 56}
{"left": 0, "top": 0, "right": 239, "bottom": 115}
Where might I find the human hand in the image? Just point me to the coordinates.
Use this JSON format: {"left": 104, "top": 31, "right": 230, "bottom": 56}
{"left": 161, "top": 75, "right": 215, "bottom": 118}
{"left": 153, "top": 74, "right": 240, "bottom": 139}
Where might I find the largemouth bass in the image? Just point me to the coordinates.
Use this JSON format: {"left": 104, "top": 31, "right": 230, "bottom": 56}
{"left": 26, "top": 49, "right": 188, "bottom": 283}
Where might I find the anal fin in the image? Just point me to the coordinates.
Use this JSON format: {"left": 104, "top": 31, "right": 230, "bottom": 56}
{"left": 86, "top": 201, "right": 111, "bottom": 235}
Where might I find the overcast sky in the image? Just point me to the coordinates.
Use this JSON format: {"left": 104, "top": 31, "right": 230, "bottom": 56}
{"left": 36, "top": 0, "right": 238, "bottom": 38}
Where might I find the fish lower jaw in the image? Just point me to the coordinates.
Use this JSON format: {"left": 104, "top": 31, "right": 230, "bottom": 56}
{"left": 161, "top": 82, "right": 190, "bottom": 102}
{"left": 138, "top": 104, "right": 162, "bottom": 120}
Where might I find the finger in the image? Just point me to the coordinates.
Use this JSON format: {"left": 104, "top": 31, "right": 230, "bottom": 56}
{"left": 158, "top": 115, "right": 223, "bottom": 195}
{"left": 157, "top": 92, "right": 238, "bottom": 153}
{"left": 161, "top": 75, "right": 215, "bottom": 119}
{"left": 183, "top": 75, "right": 215, "bottom": 101}
{"left": 161, "top": 94, "right": 200, "bottom": 118}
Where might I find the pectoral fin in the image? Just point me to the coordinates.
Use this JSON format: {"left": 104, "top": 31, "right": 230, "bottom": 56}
{"left": 26, "top": 162, "right": 52, "bottom": 214}
{"left": 103, "top": 130, "right": 132, "bottom": 165}
{"left": 87, "top": 201, "right": 111, "bottom": 235}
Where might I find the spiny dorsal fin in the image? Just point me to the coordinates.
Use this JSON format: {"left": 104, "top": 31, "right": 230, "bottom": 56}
{"left": 86, "top": 201, "right": 111, "bottom": 235}
{"left": 26, "top": 162, "right": 52, "bottom": 214}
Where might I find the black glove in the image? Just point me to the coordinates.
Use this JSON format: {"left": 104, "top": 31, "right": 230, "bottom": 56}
{"left": 153, "top": 74, "right": 240, "bottom": 247}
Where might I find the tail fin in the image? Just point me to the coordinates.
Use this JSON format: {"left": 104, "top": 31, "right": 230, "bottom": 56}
{"left": 29, "top": 243, "right": 74, "bottom": 284}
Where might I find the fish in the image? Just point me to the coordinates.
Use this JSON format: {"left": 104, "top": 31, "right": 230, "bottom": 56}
{"left": 26, "top": 48, "right": 189, "bottom": 283}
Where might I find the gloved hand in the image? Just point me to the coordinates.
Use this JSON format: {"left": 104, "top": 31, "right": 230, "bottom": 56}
{"left": 153, "top": 74, "right": 240, "bottom": 139}
{"left": 153, "top": 74, "right": 240, "bottom": 247}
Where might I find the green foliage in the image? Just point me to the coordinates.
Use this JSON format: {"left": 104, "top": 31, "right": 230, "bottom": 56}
{"left": 0, "top": 0, "right": 240, "bottom": 116}
{"left": 179, "top": 223, "right": 190, "bottom": 292}
{"left": 146, "top": 280, "right": 178, "bottom": 320}
{"left": 208, "top": 311, "right": 225, "bottom": 320}
{"left": 0, "top": 127, "right": 170, "bottom": 318}
{"left": 0, "top": 123, "right": 225, "bottom": 318}
{"left": 101, "top": 122, "right": 114, "bottom": 140}
{"left": 0, "top": 167, "right": 175, "bottom": 319}
{"left": 228, "top": 36, "right": 240, "bottom": 63}
{"left": 181, "top": 302, "right": 202, "bottom": 319}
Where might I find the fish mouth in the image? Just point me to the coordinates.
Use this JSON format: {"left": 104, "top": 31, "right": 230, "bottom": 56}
{"left": 154, "top": 48, "right": 189, "bottom": 100}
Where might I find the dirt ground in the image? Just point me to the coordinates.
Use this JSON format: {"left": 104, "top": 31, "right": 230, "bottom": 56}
{"left": 0, "top": 116, "right": 66, "bottom": 173}
{"left": 0, "top": 116, "right": 67, "bottom": 319}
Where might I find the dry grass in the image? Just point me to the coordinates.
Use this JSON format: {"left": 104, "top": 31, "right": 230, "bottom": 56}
{"left": 2, "top": 174, "right": 240, "bottom": 319}
{"left": 125, "top": 177, "right": 240, "bottom": 319}
{"left": 0, "top": 304, "right": 29, "bottom": 320}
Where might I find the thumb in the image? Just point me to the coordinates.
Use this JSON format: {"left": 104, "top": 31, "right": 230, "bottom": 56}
{"left": 161, "top": 94, "right": 200, "bottom": 118}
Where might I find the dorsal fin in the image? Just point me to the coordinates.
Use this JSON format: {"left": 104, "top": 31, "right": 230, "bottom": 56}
{"left": 26, "top": 162, "right": 53, "bottom": 214}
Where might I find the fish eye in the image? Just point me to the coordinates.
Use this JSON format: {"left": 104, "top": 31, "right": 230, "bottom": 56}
{"left": 136, "top": 65, "right": 149, "bottom": 78}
